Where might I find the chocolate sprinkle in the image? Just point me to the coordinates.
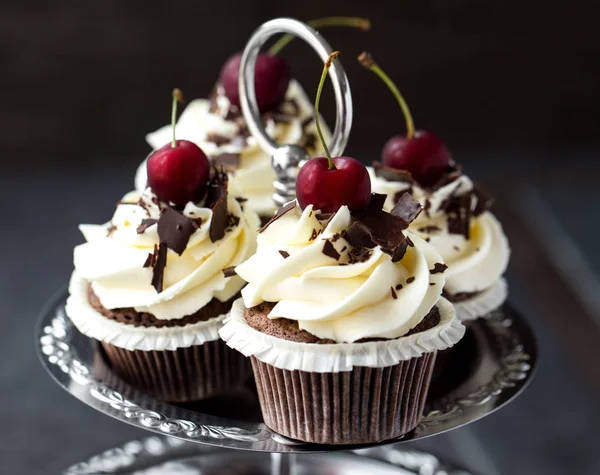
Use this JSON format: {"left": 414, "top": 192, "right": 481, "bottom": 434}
{"left": 390, "top": 192, "right": 422, "bottom": 224}
{"left": 258, "top": 201, "right": 296, "bottom": 233}
{"left": 222, "top": 266, "right": 237, "bottom": 278}
{"left": 391, "top": 287, "right": 398, "bottom": 299}
{"left": 137, "top": 218, "right": 158, "bottom": 234}
{"left": 150, "top": 242, "right": 168, "bottom": 293}
{"left": 322, "top": 240, "right": 341, "bottom": 261}
{"left": 418, "top": 225, "right": 441, "bottom": 233}
{"left": 157, "top": 209, "right": 197, "bottom": 255}
{"left": 278, "top": 250, "right": 290, "bottom": 259}
{"left": 106, "top": 224, "right": 117, "bottom": 237}
{"left": 395, "top": 283, "right": 403, "bottom": 290}
{"left": 406, "top": 276, "right": 415, "bottom": 284}
{"left": 348, "top": 247, "right": 371, "bottom": 264}
{"left": 430, "top": 263, "right": 448, "bottom": 274}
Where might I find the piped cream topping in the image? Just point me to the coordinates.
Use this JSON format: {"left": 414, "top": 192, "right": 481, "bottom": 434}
{"left": 73, "top": 188, "right": 259, "bottom": 320}
{"left": 236, "top": 203, "right": 447, "bottom": 343}
{"left": 369, "top": 166, "right": 510, "bottom": 295}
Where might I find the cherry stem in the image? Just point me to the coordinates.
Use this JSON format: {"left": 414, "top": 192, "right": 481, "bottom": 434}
{"left": 358, "top": 52, "right": 415, "bottom": 139}
{"left": 268, "top": 17, "right": 370, "bottom": 56}
{"left": 314, "top": 51, "right": 340, "bottom": 170}
{"left": 171, "top": 88, "right": 185, "bottom": 148}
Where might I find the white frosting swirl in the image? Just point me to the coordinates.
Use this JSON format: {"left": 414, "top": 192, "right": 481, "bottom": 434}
{"left": 235, "top": 203, "right": 448, "bottom": 343}
{"left": 369, "top": 167, "right": 510, "bottom": 296}
{"left": 73, "top": 188, "right": 259, "bottom": 320}
{"left": 138, "top": 80, "right": 331, "bottom": 216}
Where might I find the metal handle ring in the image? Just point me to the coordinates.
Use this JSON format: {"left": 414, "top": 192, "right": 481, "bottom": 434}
{"left": 238, "top": 18, "right": 353, "bottom": 208}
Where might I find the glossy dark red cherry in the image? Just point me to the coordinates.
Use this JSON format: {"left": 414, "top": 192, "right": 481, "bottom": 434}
{"left": 382, "top": 130, "right": 451, "bottom": 187}
{"left": 147, "top": 140, "right": 210, "bottom": 206}
{"left": 296, "top": 156, "right": 371, "bottom": 213}
{"left": 219, "top": 52, "right": 291, "bottom": 114}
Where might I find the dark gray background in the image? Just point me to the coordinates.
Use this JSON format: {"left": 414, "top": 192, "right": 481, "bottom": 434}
{"left": 2, "top": 1, "right": 600, "bottom": 473}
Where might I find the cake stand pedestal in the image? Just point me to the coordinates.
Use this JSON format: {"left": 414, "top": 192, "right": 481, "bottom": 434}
{"left": 37, "top": 289, "right": 537, "bottom": 474}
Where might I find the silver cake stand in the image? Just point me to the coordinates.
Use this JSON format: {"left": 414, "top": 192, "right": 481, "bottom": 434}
{"left": 37, "top": 18, "right": 538, "bottom": 475}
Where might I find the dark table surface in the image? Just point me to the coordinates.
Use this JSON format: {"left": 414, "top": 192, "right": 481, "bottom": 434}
{"left": 3, "top": 1, "right": 600, "bottom": 473}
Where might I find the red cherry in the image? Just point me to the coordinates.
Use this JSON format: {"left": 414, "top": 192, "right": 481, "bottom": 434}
{"left": 147, "top": 140, "right": 210, "bottom": 206}
{"left": 382, "top": 130, "right": 450, "bottom": 187}
{"left": 296, "top": 156, "right": 371, "bottom": 213}
{"left": 219, "top": 52, "right": 291, "bottom": 114}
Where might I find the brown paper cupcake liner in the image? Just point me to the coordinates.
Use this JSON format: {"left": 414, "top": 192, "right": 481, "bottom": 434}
{"left": 101, "top": 339, "right": 251, "bottom": 403}
{"left": 250, "top": 351, "right": 436, "bottom": 445}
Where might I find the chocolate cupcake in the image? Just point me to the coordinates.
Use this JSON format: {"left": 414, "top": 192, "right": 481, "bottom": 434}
{"left": 66, "top": 169, "right": 259, "bottom": 402}
{"left": 369, "top": 164, "right": 510, "bottom": 320}
{"left": 220, "top": 197, "right": 465, "bottom": 444}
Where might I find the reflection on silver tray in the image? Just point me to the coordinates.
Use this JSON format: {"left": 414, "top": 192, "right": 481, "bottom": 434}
{"left": 65, "top": 435, "right": 473, "bottom": 475}
{"left": 37, "top": 290, "right": 537, "bottom": 453}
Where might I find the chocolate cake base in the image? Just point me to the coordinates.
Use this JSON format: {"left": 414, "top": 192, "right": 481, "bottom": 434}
{"left": 102, "top": 339, "right": 250, "bottom": 403}
{"left": 250, "top": 352, "right": 436, "bottom": 445}
{"left": 88, "top": 287, "right": 250, "bottom": 402}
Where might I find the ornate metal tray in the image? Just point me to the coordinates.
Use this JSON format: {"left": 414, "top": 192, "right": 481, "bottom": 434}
{"left": 37, "top": 289, "right": 537, "bottom": 453}
{"left": 64, "top": 435, "right": 473, "bottom": 475}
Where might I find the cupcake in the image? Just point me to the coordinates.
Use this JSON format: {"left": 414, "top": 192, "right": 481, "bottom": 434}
{"left": 66, "top": 94, "right": 260, "bottom": 401}
{"left": 220, "top": 53, "right": 464, "bottom": 444}
{"left": 359, "top": 52, "right": 510, "bottom": 320}
{"left": 220, "top": 196, "right": 465, "bottom": 444}
{"left": 137, "top": 81, "right": 331, "bottom": 222}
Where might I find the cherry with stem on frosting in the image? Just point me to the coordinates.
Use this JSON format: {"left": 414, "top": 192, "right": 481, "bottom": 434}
{"left": 296, "top": 51, "right": 371, "bottom": 213}
{"left": 147, "top": 89, "right": 210, "bottom": 206}
{"left": 358, "top": 52, "right": 451, "bottom": 187}
{"left": 219, "top": 16, "right": 371, "bottom": 114}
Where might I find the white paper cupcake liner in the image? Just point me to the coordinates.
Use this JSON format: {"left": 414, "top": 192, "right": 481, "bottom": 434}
{"left": 219, "top": 298, "right": 465, "bottom": 373}
{"left": 452, "top": 278, "right": 508, "bottom": 321}
{"left": 66, "top": 272, "right": 226, "bottom": 351}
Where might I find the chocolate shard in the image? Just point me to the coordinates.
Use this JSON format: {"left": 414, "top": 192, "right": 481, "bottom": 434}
{"left": 369, "top": 193, "right": 387, "bottom": 211}
{"left": 222, "top": 266, "right": 237, "bottom": 278}
{"left": 137, "top": 218, "right": 158, "bottom": 234}
{"left": 342, "top": 222, "right": 376, "bottom": 249}
{"left": 446, "top": 195, "right": 472, "bottom": 239}
{"left": 213, "top": 153, "right": 241, "bottom": 171}
{"left": 278, "top": 250, "right": 290, "bottom": 259}
{"left": 150, "top": 242, "right": 168, "bottom": 293}
{"left": 205, "top": 169, "right": 229, "bottom": 242}
{"left": 258, "top": 201, "right": 297, "bottom": 233}
{"left": 351, "top": 208, "right": 407, "bottom": 252}
{"left": 430, "top": 262, "right": 448, "bottom": 274}
{"left": 472, "top": 182, "right": 494, "bottom": 216}
{"left": 391, "top": 238, "right": 409, "bottom": 263}
{"left": 372, "top": 161, "right": 415, "bottom": 184}
{"left": 431, "top": 165, "right": 462, "bottom": 191}
{"left": 390, "top": 192, "right": 422, "bottom": 224}
{"left": 206, "top": 133, "right": 231, "bottom": 146}
{"left": 157, "top": 209, "right": 197, "bottom": 255}
{"left": 322, "top": 240, "right": 341, "bottom": 261}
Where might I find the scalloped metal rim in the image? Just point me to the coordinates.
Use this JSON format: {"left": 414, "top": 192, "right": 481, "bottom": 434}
{"left": 36, "top": 287, "right": 537, "bottom": 453}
